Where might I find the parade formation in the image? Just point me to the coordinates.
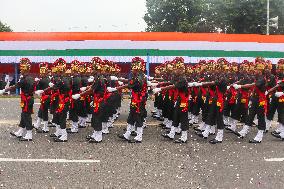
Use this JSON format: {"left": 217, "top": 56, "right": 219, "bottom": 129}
{"left": 0, "top": 57, "right": 283, "bottom": 145}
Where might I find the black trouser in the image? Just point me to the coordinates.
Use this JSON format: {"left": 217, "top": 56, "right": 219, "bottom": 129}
{"left": 266, "top": 95, "right": 278, "bottom": 121}
{"left": 223, "top": 102, "right": 235, "bottom": 118}
{"left": 77, "top": 98, "right": 87, "bottom": 118}
{"left": 38, "top": 100, "right": 49, "bottom": 121}
{"left": 69, "top": 100, "right": 79, "bottom": 122}
{"left": 188, "top": 99, "right": 194, "bottom": 114}
{"left": 20, "top": 112, "right": 33, "bottom": 130}
{"left": 162, "top": 96, "right": 170, "bottom": 119}
{"left": 58, "top": 111, "right": 67, "bottom": 129}
{"left": 173, "top": 106, "right": 189, "bottom": 131}
{"left": 91, "top": 111, "right": 103, "bottom": 131}
{"left": 232, "top": 102, "right": 248, "bottom": 123}
{"left": 245, "top": 98, "right": 266, "bottom": 130}
{"left": 277, "top": 101, "right": 284, "bottom": 124}
{"left": 193, "top": 95, "right": 203, "bottom": 116}
{"left": 127, "top": 106, "right": 143, "bottom": 127}
{"left": 205, "top": 100, "right": 224, "bottom": 129}
{"left": 91, "top": 101, "right": 106, "bottom": 131}
{"left": 156, "top": 94, "right": 163, "bottom": 110}
{"left": 201, "top": 96, "right": 209, "bottom": 122}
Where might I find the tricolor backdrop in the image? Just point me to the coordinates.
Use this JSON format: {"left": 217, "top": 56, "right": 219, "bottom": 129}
{"left": 0, "top": 32, "right": 284, "bottom": 65}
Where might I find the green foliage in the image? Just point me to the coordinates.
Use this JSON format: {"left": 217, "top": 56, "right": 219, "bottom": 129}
{"left": 144, "top": 0, "right": 284, "bottom": 34}
{"left": 0, "top": 21, "right": 13, "bottom": 32}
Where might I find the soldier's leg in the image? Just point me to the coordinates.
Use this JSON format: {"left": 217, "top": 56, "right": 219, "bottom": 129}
{"left": 174, "top": 110, "right": 189, "bottom": 143}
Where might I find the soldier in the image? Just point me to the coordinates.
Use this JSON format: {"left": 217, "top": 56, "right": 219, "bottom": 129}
{"left": 155, "top": 57, "right": 190, "bottom": 143}
{"left": 33, "top": 62, "right": 51, "bottom": 133}
{"left": 48, "top": 58, "right": 71, "bottom": 142}
{"left": 72, "top": 57, "right": 106, "bottom": 143}
{"left": 233, "top": 59, "right": 268, "bottom": 143}
{"left": 67, "top": 60, "right": 81, "bottom": 134}
{"left": 0, "top": 58, "right": 36, "bottom": 141}
{"left": 77, "top": 62, "right": 89, "bottom": 128}
{"left": 117, "top": 57, "right": 148, "bottom": 143}
{"left": 269, "top": 59, "right": 284, "bottom": 139}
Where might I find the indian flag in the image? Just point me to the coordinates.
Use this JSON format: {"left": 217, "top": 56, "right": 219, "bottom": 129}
{"left": 0, "top": 32, "right": 284, "bottom": 64}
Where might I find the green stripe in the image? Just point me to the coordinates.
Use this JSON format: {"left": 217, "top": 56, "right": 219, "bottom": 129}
{"left": 0, "top": 49, "right": 283, "bottom": 58}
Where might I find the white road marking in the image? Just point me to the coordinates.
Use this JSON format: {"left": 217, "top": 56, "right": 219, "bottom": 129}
{"left": 265, "top": 158, "right": 284, "bottom": 162}
{"left": 0, "top": 158, "right": 100, "bottom": 163}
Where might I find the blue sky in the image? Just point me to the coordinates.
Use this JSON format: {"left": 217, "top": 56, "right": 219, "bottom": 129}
{"left": 1, "top": 0, "right": 147, "bottom": 32}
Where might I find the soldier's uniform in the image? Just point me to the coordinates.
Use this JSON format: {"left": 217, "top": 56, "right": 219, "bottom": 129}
{"left": 9, "top": 58, "right": 36, "bottom": 141}
{"left": 33, "top": 62, "right": 51, "bottom": 133}
{"left": 118, "top": 57, "right": 147, "bottom": 143}
{"left": 236, "top": 59, "right": 268, "bottom": 143}
{"left": 48, "top": 58, "right": 71, "bottom": 142}
{"left": 67, "top": 60, "right": 81, "bottom": 133}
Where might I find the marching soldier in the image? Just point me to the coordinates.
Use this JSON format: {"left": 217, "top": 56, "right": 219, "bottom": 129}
{"left": 0, "top": 58, "right": 36, "bottom": 141}
{"left": 33, "top": 62, "right": 51, "bottom": 133}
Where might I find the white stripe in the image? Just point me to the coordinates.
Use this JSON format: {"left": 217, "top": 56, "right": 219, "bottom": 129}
{"left": 0, "top": 158, "right": 100, "bottom": 163}
{"left": 34, "top": 103, "right": 41, "bottom": 105}
{"left": 0, "top": 56, "right": 282, "bottom": 64}
{"left": 264, "top": 158, "right": 284, "bottom": 162}
{"left": 0, "top": 41, "right": 284, "bottom": 51}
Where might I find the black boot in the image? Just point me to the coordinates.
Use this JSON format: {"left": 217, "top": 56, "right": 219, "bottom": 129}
{"left": 54, "top": 138, "right": 67, "bottom": 142}
{"left": 249, "top": 139, "right": 261, "bottom": 143}
{"left": 209, "top": 139, "right": 222, "bottom": 144}
{"left": 174, "top": 139, "right": 187, "bottom": 143}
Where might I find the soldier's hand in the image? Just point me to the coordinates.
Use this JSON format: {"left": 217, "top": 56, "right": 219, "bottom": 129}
{"left": 153, "top": 88, "right": 161, "bottom": 94}
{"left": 35, "top": 90, "right": 44, "bottom": 96}
{"left": 107, "top": 87, "right": 117, "bottom": 92}
{"left": 80, "top": 87, "right": 87, "bottom": 92}
{"left": 72, "top": 94, "right": 81, "bottom": 100}
{"left": 88, "top": 76, "right": 94, "bottom": 83}
{"left": 110, "top": 76, "right": 118, "bottom": 81}
{"left": 275, "top": 92, "right": 284, "bottom": 98}
{"left": 49, "top": 82, "right": 54, "bottom": 88}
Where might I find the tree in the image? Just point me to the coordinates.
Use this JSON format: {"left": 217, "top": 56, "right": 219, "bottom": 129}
{"left": 0, "top": 21, "right": 13, "bottom": 32}
{"left": 144, "top": 0, "right": 284, "bottom": 34}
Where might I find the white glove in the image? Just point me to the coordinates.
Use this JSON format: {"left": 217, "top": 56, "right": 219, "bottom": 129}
{"left": 110, "top": 76, "right": 118, "bottom": 81}
{"left": 107, "top": 87, "right": 117, "bottom": 92}
{"left": 49, "top": 82, "right": 54, "bottom": 88}
{"left": 233, "top": 84, "right": 241, "bottom": 89}
{"left": 88, "top": 76, "right": 94, "bottom": 83}
{"left": 275, "top": 92, "right": 284, "bottom": 97}
{"left": 20, "top": 75, "right": 23, "bottom": 79}
{"left": 35, "top": 90, "right": 44, "bottom": 96}
{"left": 147, "top": 81, "right": 152, "bottom": 87}
{"left": 188, "top": 83, "right": 193, "bottom": 87}
{"left": 265, "top": 91, "right": 268, "bottom": 96}
{"left": 148, "top": 76, "right": 154, "bottom": 81}
{"left": 151, "top": 83, "right": 158, "bottom": 87}
{"left": 80, "top": 87, "right": 87, "bottom": 92}
{"left": 72, "top": 94, "right": 81, "bottom": 100}
{"left": 153, "top": 88, "right": 162, "bottom": 94}
{"left": 227, "top": 86, "right": 230, "bottom": 90}
{"left": 196, "top": 83, "right": 202, "bottom": 87}
{"left": 0, "top": 89, "right": 5, "bottom": 95}
{"left": 34, "top": 77, "right": 40, "bottom": 82}
{"left": 118, "top": 81, "right": 123, "bottom": 86}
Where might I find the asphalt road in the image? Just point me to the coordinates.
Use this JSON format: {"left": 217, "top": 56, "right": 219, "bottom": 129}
{"left": 0, "top": 98, "right": 283, "bottom": 189}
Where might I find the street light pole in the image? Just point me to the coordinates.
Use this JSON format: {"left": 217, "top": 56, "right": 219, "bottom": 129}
{"left": 266, "top": 0, "right": 270, "bottom": 35}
